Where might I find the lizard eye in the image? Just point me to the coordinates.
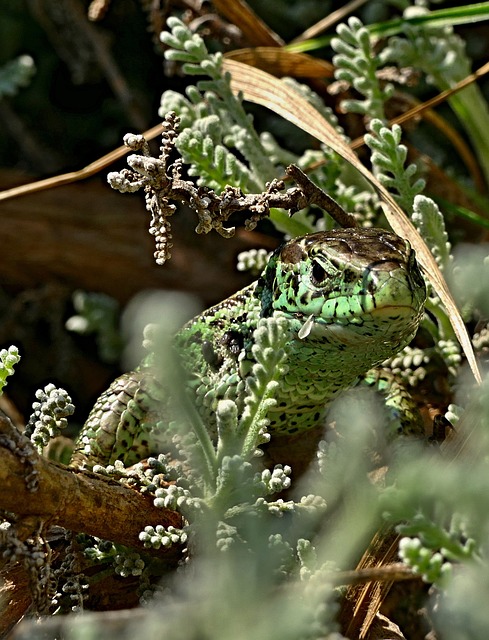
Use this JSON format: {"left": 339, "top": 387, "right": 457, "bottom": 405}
{"left": 311, "top": 260, "right": 327, "bottom": 286}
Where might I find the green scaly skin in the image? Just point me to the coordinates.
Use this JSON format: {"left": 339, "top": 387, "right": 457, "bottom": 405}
{"left": 72, "top": 228, "right": 426, "bottom": 468}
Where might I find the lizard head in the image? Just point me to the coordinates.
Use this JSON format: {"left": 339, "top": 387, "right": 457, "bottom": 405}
{"left": 256, "top": 227, "right": 426, "bottom": 352}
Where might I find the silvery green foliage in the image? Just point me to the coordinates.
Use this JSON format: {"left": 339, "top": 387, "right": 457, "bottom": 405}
{"left": 331, "top": 17, "right": 393, "bottom": 121}
{"left": 113, "top": 551, "right": 145, "bottom": 577}
{"left": 389, "top": 325, "right": 461, "bottom": 394}
{"left": 159, "top": 18, "right": 381, "bottom": 238}
{"left": 385, "top": 345, "right": 430, "bottom": 387}
{"left": 161, "top": 17, "right": 275, "bottom": 191}
{"left": 420, "top": 295, "right": 462, "bottom": 374}
{"left": 397, "top": 510, "right": 476, "bottom": 587}
{"left": 382, "top": 5, "right": 489, "bottom": 186}
{"left": 473, "top": 324, "right": 489, "bottom": 352}
{"left": 213, "top": 458, "right": 293, "bottom": 514}
{"left": 259, "top": 130, "right": 298, "bottom": 168}
{"left": 65, "top": 291, "right": 123, "bottom": 363}
{"left": 398, "top": 537, "right": 452, "bottom": 585}
{"left": 0, "top": 55, "right": 35, "bottom": 98}
{"left": 176, "top": 121, "right": 259, "bottom": 192}
{"left": 449, "top": 244, "right": 489, "bottom": 318}
{"left": 92, "top": 458, "right": 131, "bottom": 480}
{"left": 0, "top": 345, "right": 20, "bottom": 394}
{"left": 382, "top": 7, "right": 470, "bottom": 89}
{"left": 412, "top": 195, "right": 451, "bottom": 271}
{"left": 260, "top": 76, "right": 380, "bottom": 232}
{"left": 365, "top": 120, "right": 426, "bottom": 211}
{"left": 364, "top": 121, "right": 461, "bottom": 373}
{"left": 139, "top": 525, "right": 188, "bottom": 550}
{"left": 153, "top": 483, "right": 198, "bottom": 516}
{"left": 236, "top": 248, "right": 270, "bottom": 276}
{"left": 377, "top": 375, "right": 489, "bottom": 602}
{"left": 236, "top": 315, "right": 290, "bottom": 458}
{"left": 85, "top": 313, "right": 321, "bottom": 569}
{"left": 76, "top": 536, "right": 114, "bottom": 561}
{"left": 25, "top": 384, "right": 75, "bottom": 452}
{"left": 79, "top": 536, "right": 155, "bottom": 584}
{"left": 437, "top": 339, "right": 462, "bottom": 377}
{"left": 93, "top": 454, "right": 181, "bottom": 491}
{"left": 434, "top": 563, "right": 489, "bottom": 640}
{"left": 257, "top": 464, "right": 292, "bottom": 495}
{"left": 332, "top": 182, "right": 380, "bottom": 228}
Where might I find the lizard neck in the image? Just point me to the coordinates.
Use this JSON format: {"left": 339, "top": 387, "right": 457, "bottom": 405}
{"left": 266, "top": 312, "right": 414, "bottom": 436}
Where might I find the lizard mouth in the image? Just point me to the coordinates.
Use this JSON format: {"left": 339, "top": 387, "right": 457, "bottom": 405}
{"left": 296, "top": 302, "right": 422, "bottom": 341}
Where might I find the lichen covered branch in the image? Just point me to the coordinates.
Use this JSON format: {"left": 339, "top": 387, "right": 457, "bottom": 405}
{"left": 107, "top": 111, "right": 357, "bottom": 265}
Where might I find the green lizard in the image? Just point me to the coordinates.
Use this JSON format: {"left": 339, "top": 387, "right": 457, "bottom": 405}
{"left": 72, "top": 227, "right": 426, "bottom": 469}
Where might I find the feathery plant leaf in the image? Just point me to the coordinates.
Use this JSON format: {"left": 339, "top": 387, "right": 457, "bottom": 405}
{"left": 383, "top": 6, "right": 489, "bottom": 187}
{"left": 0, "top": 55, "right": 35, "bottom": 99}
{"left": 365, "top": 120, "right": 426, "bottom": 212}
{"left": 238, "top": 315, "right": 290, "bottom": 458}
{"left": 0, "top": 346, "right": 20, "bottom": 394}
{"left": 412, "top": 195, "right": 452, "bottom": 271}
{"left": 331, "top": 17, "right": 393, "bottom": 121}
{"left": 177, "top": 127, "right": 259, "bottom": 192}
{"left": 160, "top": 87, "right": 211, "bottom": 129}
{"left": 364, "top": 122, "right": 458, "bottom": 357}
{"left": 161, "top": 17, "right": 276, "bottom": 187}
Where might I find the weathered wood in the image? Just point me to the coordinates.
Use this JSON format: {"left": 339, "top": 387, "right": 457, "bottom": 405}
{"left": 0, "top": 412, "right": 183, "bottom": 548}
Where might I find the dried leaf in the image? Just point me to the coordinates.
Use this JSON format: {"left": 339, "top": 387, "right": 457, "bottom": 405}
{"left": 339, "top": 528, "right": 401, "bottom": 638}
{"left": 223, "top": 58, "right": 482, "bottom": 384}
{"left": 0, "top": 123, "right": 166, "bottom": 201}
{"left": 225, "top": 48, "right": 333, "bottom": 78}
{"left": 212, "top": 0, "right": 283, "bottom": 47}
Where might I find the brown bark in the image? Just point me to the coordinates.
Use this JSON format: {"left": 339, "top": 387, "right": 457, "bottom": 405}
{"left": 0, "top": 410, "right": 185, "bottom": 633}
{"left": 0, "top": 413, "right": 183, "bottom": 549}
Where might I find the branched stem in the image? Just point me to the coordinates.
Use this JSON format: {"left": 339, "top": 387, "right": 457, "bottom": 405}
{"left": 108, "top": 115, "right": 357, "bottom": 265}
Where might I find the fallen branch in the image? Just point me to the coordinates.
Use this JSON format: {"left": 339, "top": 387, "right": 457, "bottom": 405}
{"left": 0, "top": 412, "right": 183, "bottom": 550}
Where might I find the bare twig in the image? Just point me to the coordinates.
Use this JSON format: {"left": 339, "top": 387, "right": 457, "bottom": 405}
{"left": 107, "top": 112, "right": 357, "bottom": 264}
{"left": 286, "top": 164, "right": 357, "bottom": 228}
